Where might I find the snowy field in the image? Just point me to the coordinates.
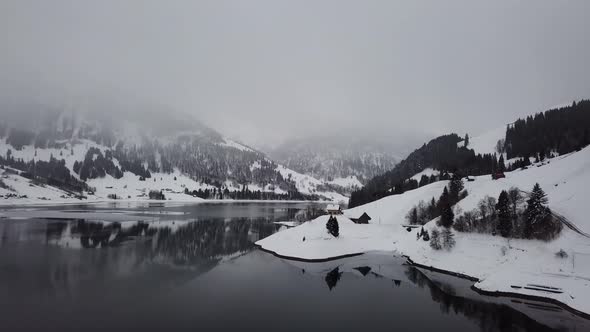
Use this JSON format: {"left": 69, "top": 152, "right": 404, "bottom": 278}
{"left": 257, "top": 145, "right": 590, "bottom": 315}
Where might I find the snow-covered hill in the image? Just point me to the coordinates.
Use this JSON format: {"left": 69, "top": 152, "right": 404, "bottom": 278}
{"left": 0, "top": 106, "right": 348, "bottom": 204}
{"left": 257, "top": 145, "right": 590, "bottom": 315}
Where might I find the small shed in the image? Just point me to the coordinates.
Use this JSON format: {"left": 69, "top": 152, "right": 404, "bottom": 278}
{"left": 326, "top": 204, "right": 342, "bottom": 215}
{"left": 350, "top": 212, "right": 372, "bottom": 224}
{"left": 492, "top": 172, "right": 506, "bottom": 180}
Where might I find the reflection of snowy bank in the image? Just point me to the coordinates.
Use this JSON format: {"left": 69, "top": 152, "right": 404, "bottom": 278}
{"left": 274, "top": 252, "right": 590, "bottom": 330}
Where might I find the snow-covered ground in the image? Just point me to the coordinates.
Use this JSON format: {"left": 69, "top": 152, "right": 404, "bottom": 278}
{"left": 256, "top": 145, "right": 590, "bottom": 315}
{"left": 459, "top": 125, "right": 506, "bottom": 155}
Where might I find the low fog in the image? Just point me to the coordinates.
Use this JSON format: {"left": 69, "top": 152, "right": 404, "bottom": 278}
{"left": 1, "top": 0, "right": 590, "bottom": 147}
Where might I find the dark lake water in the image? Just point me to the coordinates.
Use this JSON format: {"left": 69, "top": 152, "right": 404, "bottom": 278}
{"left": 0, "top": 202, "right": 588, "bottom": 331}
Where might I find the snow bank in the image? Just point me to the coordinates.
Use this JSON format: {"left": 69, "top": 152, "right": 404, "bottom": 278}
{"left": 256, "top": 215, "right": 395, "bottom": 261}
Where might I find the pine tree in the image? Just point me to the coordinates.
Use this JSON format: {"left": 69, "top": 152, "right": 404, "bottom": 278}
{"left": 449, "top": 175, "right": 464, "bottom": 203}
{"left": 464, "top": 133, "right": 470, "bottom": 147}
{"left": 419, "top": 175, "right": 429, "bottom": 187}
{"left": 326, "top": 216, "right": 339, "bottom": 237}
{"left": 406, "top": 207, "right": 419, "bottom": 225}
{"left": 496, "top": 190, "right": 512, "bottom": 237}
{"left": 498, "top": 155, "right": 506, "bottom": 172}
{"left": 441, "top": 228, "right": 456, "bottom": 250}
{"left": 524, "top": 183, "right": 550, "bottom": 239}
{"left": 427, "top": 197, "right": 437, "bottom": 219}
{"left": 438, "top": 187, "right": 454, "bottom": 228}
{"left": 422, "top": 228, "right": 430, "bottom": 241}
{"left": 507, "top": 187, "right": 523, "bottom": 219}
{"left": 430, "top": 229, "right": 442, "bottom": 250}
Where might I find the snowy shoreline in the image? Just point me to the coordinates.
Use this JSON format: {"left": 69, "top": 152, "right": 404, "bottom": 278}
{"left": 257, "top": 245, "right": 364, "bottom": 262}
{"left": 256, "top": 146, "right": 590, "bottom": 317}
{"left": 258, "top": 228, "right": 590, "bottom": 318}
{"left": 405, "top": 254, "right": 590, "bottom": 319}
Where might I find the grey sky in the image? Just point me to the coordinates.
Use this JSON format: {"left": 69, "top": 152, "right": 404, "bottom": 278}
{"left": 1, "top": 0, "right": 589, "bottom": 146}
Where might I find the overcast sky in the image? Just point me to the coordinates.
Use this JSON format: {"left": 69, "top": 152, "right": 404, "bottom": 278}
{"left": 1, "top": 0, "right": 589, "bottom": 146}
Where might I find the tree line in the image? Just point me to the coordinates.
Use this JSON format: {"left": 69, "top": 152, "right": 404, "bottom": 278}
{"left": 0, "top": 149, "right": 90, "bottom": 194}
{"left": 350, "top": 134, "right": 506, "bottom": 208}
{"left": 184, "top": 186, "right": 320, "bottom": 201}
{"left": 452, "top": 183, "right": 561, "bottom": 241}
{"left": 504, "top": 100, "right": 590, "bottom": 159}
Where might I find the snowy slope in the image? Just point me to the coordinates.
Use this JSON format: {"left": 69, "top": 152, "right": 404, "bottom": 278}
{"left": 0, "top": 105, "right": 351, "bottom": 204}
{"left": 0, "top": 137, "right": 348, "bottom": 204}
{"left": 327, "top": 176, "right": 363, "bottom": 190}
{"left": 460, "top": 125, "right": 506, "bottom": 155}
{"left": 274, "top": 164, "right": 349, "bottom": 203}
{"left": 0, "top": 105, "right": 352, "bottom": 204}
{"left": 257, "top": 145, "right": 590, "bottom": 315}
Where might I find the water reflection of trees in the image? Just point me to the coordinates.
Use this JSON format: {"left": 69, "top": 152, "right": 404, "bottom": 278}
{"left": 153, "top": 218, "right": 277, "bottom": 265}
{"left": 324, "top": 267, "right": 343, "bottom": 291}
{"left": 404, "top": 267, "right": 555, "bottom": 332}
{"left": 45, "top": 217, "right": 279, "bottom": 266}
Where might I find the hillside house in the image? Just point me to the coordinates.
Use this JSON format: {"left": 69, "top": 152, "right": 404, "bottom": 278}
{"left": 350, "top": 212, "right": 372, "bottom": 224}
{"left": 326, "top": 204, "right": 342, "bottom": 215}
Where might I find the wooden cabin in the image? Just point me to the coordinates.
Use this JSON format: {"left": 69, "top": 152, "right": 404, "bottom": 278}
{"left": 326, "top": 204, "right": 342, "bottom": 215}
{"left": 350, "top": 212, "right": 371, "bottom": 224}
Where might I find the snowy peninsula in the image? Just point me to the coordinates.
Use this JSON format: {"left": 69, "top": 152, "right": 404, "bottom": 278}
{"left": 257, "top": 145, "right": 590, "bottom": 317}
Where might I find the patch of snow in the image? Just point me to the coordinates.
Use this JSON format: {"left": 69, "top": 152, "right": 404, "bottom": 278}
{"left": 327, "top": 176, "right": 363, "bottom": 189}
{"left": 410, "top": 168, "right": 439, "bottom": 182}
{"left": 461, "top": 126, "right": 506, "bottom": 156}
{"left": 220, "top": 139, "right": 255, "bottom": 153}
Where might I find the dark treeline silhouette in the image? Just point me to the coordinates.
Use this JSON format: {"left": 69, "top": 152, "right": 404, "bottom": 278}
{"left": 505, "top": 100, "right": 590, "bottom": 159}
{"left": 350, "top": 134, "right": 501, "bottom": 208}
{"left": 46, "top": 217, "right": 279, "bottom": 265}
{"left": 184, "top": 186, "right": 320, "bottom": 201}
{"left": 74, "top": 147, "right": 124, "bottom": 180}
{"left": 0, "top": 150, "right": 89, "bottom": 194}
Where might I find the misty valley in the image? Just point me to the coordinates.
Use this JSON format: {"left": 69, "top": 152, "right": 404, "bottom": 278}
{"left": 1, "top": 100, "right": 590, "bottom": 332}
{"left": 2, "top": 1, "right": 590, "bottom": 331}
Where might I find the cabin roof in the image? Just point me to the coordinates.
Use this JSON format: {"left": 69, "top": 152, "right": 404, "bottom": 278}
{"left": 349, "top": 212, "right": 372, "bottom": 220}
{"left": 326, "top": 204, "right": 340, "bottom": 210}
